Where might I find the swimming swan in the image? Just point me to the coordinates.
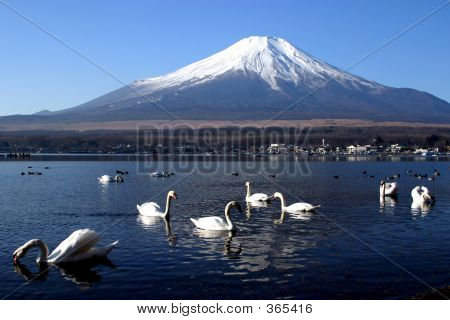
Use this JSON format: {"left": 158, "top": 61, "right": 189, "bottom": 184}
{"left": 380, "top": 180, "right": 398, "bottom": 197}
{"left": 190, "top": 201, "right": 242, "bottom": 231}
{"left": 411, "top": 186, "right": 435, "bottom": 206}
{"left": 151, "top": 171, "right": 170, "bottom": 178}
{"left": 13, "top": 229, "right": 118, "bottom": 265}
{"left": 245, "top": 182, "right": 270, "bottom": 202}
{"left": 98, "top": 175, "right": 124, "bottom": 183}
{"left": 271, "top": 192, "right": 320, "bottom": 213}
{"left": 137, "top": 190, "right": 177, "bottom": 218}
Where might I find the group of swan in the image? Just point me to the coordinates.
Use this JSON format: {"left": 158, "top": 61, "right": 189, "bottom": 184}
{"left": 246, "top": 181, "right": 320, "bottom": 212}
{"left": 13, "top": 180, "right": 319, "bottom": 267}
{"left": 136, "top": 182, "right": 320, "bottom": 232}
{"left": 137, "top": 191, "right": 242, "bottom": 231}
{"left": 16, "top": 177, "right": 437, "bottom": 266}
{"left": 379, "top": 180, "right": 435, "bottom": 208}
{"left": 13, "top": 229, "right": 118, "bottom": 265}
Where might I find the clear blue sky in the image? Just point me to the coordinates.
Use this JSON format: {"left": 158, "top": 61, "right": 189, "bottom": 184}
{"left": 0, "top": 0, "right": 449, "bottom": 115}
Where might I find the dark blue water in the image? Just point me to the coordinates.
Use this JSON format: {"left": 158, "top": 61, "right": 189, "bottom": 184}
{"left": 0, "top": 158, "right": 449, "bottom": 299}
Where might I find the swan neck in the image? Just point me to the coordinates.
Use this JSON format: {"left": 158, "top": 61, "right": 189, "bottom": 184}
{"left": 225, "top": 203, "right": 233, "bottom": 229}
{"left": 27, "top": 239, "right": 49, "bottom": 263}
{"left": 164, "top": 193, "right": 172, "bottom": 217}
{"left": 277, "top": 194, "right": 286, "bottom": 210}
{"left": 37, "top": 240, "right": 49, "bottom": 263}
{"left": 246, "top": 184, "right": 250, "bottom": 199}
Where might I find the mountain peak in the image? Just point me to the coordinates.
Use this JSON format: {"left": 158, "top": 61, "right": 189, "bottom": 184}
{"left": 53, "top": 36, "right": 449, "bottom": 124}
{"left": 133, "top": 36, "right": 380, "bottom": 94}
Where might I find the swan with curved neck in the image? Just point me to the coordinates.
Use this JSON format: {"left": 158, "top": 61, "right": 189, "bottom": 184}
{"left": 13, "top": 229, "right": 118, "bottom": 265}
{"left": 272, "top": 192, "right": 320, "bottom": 213}
{"left": 137, "top": 190, "right": 177, "bottom": 218}
{"left": 245, "top": 182, "right": 270, "bottom": 202}
{"left": 190, "top": 201, "right": 243, "bottom": 231}
{"left": 380, "top": 180, "right": 398, "bottom": 197}
{"left": 411, "top": 186, "right": 435, "bottom": 207}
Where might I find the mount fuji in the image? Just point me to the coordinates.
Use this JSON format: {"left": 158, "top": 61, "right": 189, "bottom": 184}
{"left": 6, "top": 36, "right": 450, "bottom": 124}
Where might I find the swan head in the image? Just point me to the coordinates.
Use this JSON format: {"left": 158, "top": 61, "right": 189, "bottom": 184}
{"left": 229, "top": 201, "right": 243, "bottom": 214}
{"left": 13, "top": 239, "right": 48, "bottom": 265}
{"left": 422, "top": 193, "right": 431, "bottom": 201}
{"left": 168, "top": 190, "right": 177, "bottom": 200}
{"left": 380, "top": 180, "right": 386, "bottom": 186}
{"left": 245, "top": 182, "right": 250, "bottom": 187}
{"left": 270, "top": 192, "right": 283, "bottom": 200}
{"left": 422, "top": 191, "right": 433, "bottom": 204}
{"left": 13, "top": 246, "right": 27, "bottom": 264}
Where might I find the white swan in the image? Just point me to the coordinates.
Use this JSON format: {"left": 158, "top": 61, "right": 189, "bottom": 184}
{"left": 380, "top": 180, "right": 398, "bottom": 197}
{"left": 137, "top": 190, "right": 177, "bottom": 218}
{"left": 13, "top": 229, "right": 118, "bottom": 265}
{"left": 151, "top": 171, "right": 170, "bottom": 177}
{"left": 272, "top": 192, "right": 320, "bottom": 213}
{"left": 245, "top": 182, "right": 270, "bottom": 203}
{"left": 411, "top": 186, "right": 435, "bottom": 207}
{"left": 190, "top": 201, "right": 242, "bottom": 231}
{"left": 98, "top": 175, "right": 124, "bottom": 183}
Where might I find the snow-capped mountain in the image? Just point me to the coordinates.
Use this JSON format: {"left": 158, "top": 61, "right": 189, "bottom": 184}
{"left": 131, "top": 36, "right": 381, "bottom": 94}
{"left": 21, "top": 36, "right": 450, "bottom": 122}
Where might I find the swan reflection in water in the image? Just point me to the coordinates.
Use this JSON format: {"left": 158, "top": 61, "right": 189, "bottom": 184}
{"left": 245, "top": 202, "right": 272, "bottom": 220}
{"left": 288, "top": 211, "right": 313, "bottom": 221}
{"left": 411, "top": 203, "right": 432, "bottom": 218}
{"left": 193, "top": 229, "right": 242, "bottom": 258}
{"left": 14, "top": 257, "right": 116, "bottom": 288}
{"left": 246, "top": 200, "right": 270, "bottom": 209}
{"left": 274, "top": 211, "right": 286, "bottom": 224}
{"left": 274, "top": 210, "right": 312, "bottom": 223}
{"left": 137, "top": 215, "right": 176, "bottom": 245}
{"left": 379, "top": 196, "right": 398, "bottom": 214}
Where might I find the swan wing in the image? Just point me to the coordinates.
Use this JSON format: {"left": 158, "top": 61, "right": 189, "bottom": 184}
{"left": 99, "top": 175, "right": 113, "bottom": 182}
{"left": 247, "top": 193, "right": 269, "bottom": 202}
{"left": 47, "top": 229, "right": 101, "bottom": 263}
{"left": 286, "top": 202, "right": 320, "bottom": 212}
{"left": 411, "top": 186, "right": 421, "bottom": 201}
{"left": 62, "top": 240, "right": 119, "bottom": 262}
{"left": 137, "top": 202, "right": 163, "bottom": 216}
{"left": 139, "top": 202, "right": 161, "bottom": 210}
{"left": 385, "top": 182, "right": 398, "bottom": 196}
{"left": 191, "top": 216, "right": 228, "bottom": 230}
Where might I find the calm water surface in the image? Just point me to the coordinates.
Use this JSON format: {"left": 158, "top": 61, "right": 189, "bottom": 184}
{"left": 0, "top": 158, "right": 449, "bottom": 299}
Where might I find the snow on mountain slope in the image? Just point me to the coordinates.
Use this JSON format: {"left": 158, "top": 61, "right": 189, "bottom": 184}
{"left": 129, "top": 36, "right": 382, "bottom": 97}
{"left": 44, "top": 35, "right": 449, "bottom": 123}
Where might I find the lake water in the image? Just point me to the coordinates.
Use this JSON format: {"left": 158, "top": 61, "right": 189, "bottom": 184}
{"left": 1, "top": 157, "right": 449, "bottom": 299}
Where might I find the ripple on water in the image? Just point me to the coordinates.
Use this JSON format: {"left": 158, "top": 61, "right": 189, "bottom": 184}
{"left": 1, "top": 160, "right": 450, "bottom": 299}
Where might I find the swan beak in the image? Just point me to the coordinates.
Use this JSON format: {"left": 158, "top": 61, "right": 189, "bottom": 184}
{"left": 13, "top": 255, "right": 18, "bottom": 264}
{"left": 172, "top": 194, "right": 177, "bottom": 200}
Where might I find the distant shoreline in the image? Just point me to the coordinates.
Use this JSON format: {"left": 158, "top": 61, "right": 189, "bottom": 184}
{"left": 1, "top": 153, "right": 449, "bottom": 162}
